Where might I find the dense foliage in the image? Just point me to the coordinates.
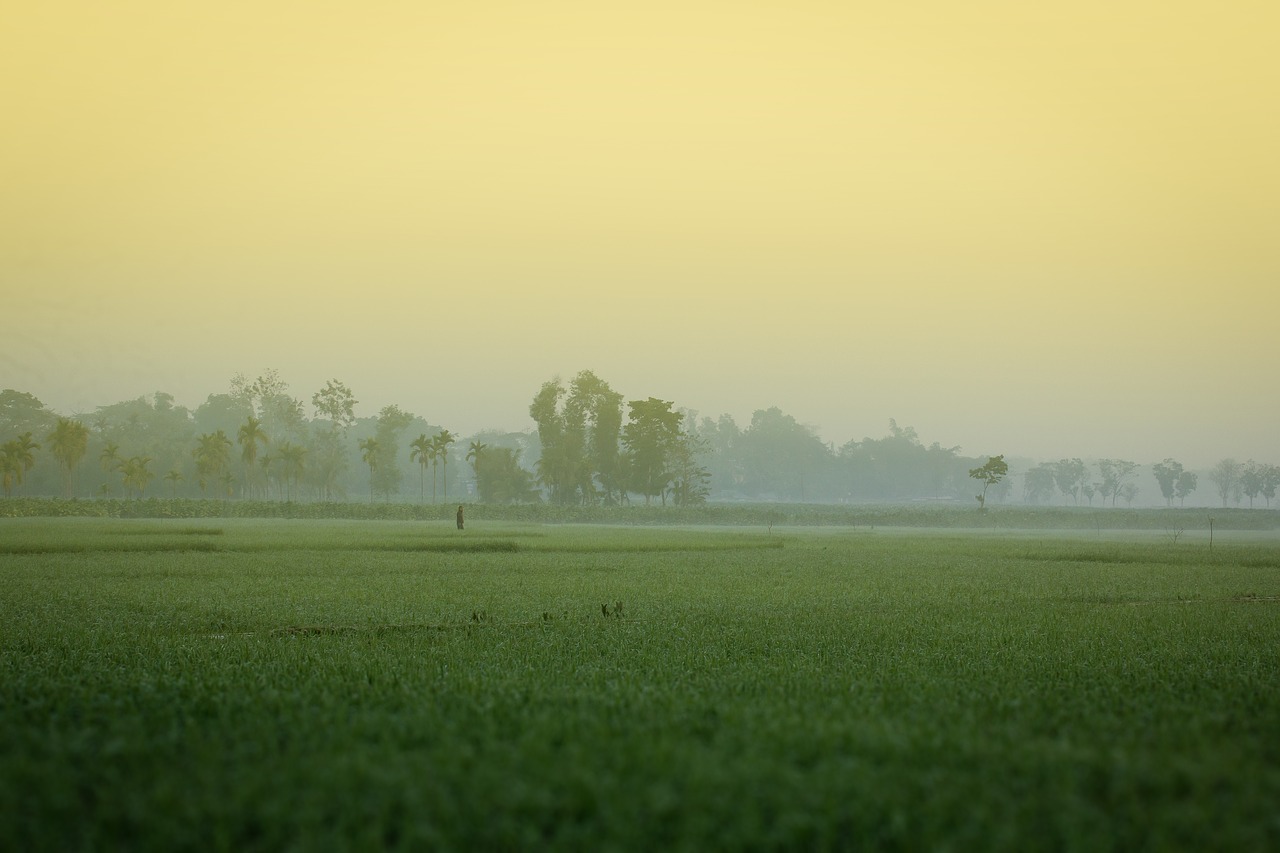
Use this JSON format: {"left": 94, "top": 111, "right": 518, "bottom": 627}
{"left": 2, "top": 376, "right": 1276, "bottom": 508}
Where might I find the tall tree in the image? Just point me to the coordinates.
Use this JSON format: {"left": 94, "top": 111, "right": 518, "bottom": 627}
{"left": 409, "top": 434, "right": 433, "bottom": 503}
{"left": 1151, "top": 459, "right": 1184, "bottom": 507}
{"left": 164, "top": 468, "right": 184, "bottom": 498}
{"left": 474, "top": 446, "right": 538, "bottom": 504}
{"left": 1, "top": 433, "right": 40, "bottom": 497}
{"left": 668, "top": 424, "right": 712, "bottom": 506}
{"left": 47, "top": 418, "right": 90, "bottom": 497}
{"left": 120, "top": 455, "right": 154, "bottom": 498}
{"left": 621, "top": 398, "right": 683, "bottom": 505}
{"left": 528, "top": 371, "right": 626, "bottom": 505}
{"left": 99, "top": 441, "right": 122, "bottom": 497}
{"left": 1096, "top": 459, "right": 1138, "bottom": 507}
{"left": 1023, "top": 463, "right": 1057, "bottom": 505}
{"left": 435, "top": 429, "right": 456, "bottom": 503}
{"left": 1240, "top": 461, "right": 1267, "bottom": 509}
{"left": 1209, "top": 458, "right": 1243, "bottom": 507}
{"left": 1261, "top": 465, "right": 1280, "bottom": 509}
{"left": 968, "top": 455, "right": 1008, "bottom": 510}
{"left": 371, "top": 405, "right": 414, "bottom": 501}
{"left": 1052, "top": 458, "right": 1087, "bottom": 505}
{"left": 193, "top": 431, "right": 233, "bottom": 497}
{"left": 467, "top": 440, "right": 489, "bottom": 488}
{"left": 359, "top": 437, "right": 380, "bottom": 503}
{"left": 237, "top": 417, "right": 269, "bottom": 499}
{"left": 1174, "top": 470, "right": 1198, "bottom": 507}
{"left": 311, "top": 379, "right": 358, "bottom": 430}
{"left": 277, "top": 442, "right": 306, "bottom": 502}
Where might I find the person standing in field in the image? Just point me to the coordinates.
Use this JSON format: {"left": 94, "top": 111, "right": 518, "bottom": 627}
{"left": 456, "top": 504, "right": 464, "bottom": 530}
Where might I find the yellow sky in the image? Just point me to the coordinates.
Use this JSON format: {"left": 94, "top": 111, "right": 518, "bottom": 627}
{"left": 3, "top": 1, "right": 1277, "bottom": 466}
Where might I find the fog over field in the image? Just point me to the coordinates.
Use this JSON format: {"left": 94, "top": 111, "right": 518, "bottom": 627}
{"left": 4, "top": 2, "right": 1277, "bottom": 468}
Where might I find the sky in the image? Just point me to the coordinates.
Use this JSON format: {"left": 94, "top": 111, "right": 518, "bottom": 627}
{"left": 3, "top": 1, "right": 1277, "bottom": 468}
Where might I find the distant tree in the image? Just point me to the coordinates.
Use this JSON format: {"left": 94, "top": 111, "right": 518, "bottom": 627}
{"left": 47, "top": 418, "right": 90, "bottom": 497}
{"left": 193, "top": 431, "right": 233, "bottom": 497}
{"left": 311, "top": 379, "right": 358, "bottom": 430}
{"left": 164, "top": 468, "right": 184, "bottom": 498}
{"left": 668, "top": 424, "right": 712, "bottom": 506}
{"left": 1150, "top": 459, "right": 1184, "bottom": 507}
{"left": 409, "top": 434, "right": 433, "bottom": 503}
{"left": 435, "top": 429, "right": 457, "bottom": 503}
{"left": 120, "top": 455, "right": 153, "bottom": 498}
{"left": 475, "top": 446, "right": 538, "bottom": 504}
{"left": 1, "top": 432, "right": 41, "bottom": 496}
{"left": 1096, "top": 459, "right": 1138, "bottom": 507}
{"left": 968, "top": 454, "right": 1008, "bottom": 510}
{"left": 1119, "top": 482, "right": 1139, "bottom": 507}
{"left": 1050, "top": 458, "right": 1087, "bottom": 505}
{"left": 259, "top": 453, "right": 274, "bottom": 500}
{"left": 1240, "top": 461, "right": 1271, "bottom": 509}
{"left": 621, "top": 398, "right": 683, "bottom": 505}
{"left": 371, "top": 405, "right": 414, "bottom": 501}
{"left": 237, "top": 417, "right": 269, "bottom": 499}
{"left": 1022, "top": 464, "right": 1057, "bottom": 505}
{"left": 1174, "top": 470, "right": 1198, "bottom": 507}
{"left": 2, "top": 436, "right": 34, "bottom": 497}
{"left": 466, "top": 440, "right": 489, "bottom": 494}
{"left": 528, "top": 371, "right": 624, "bottom": 505}
{"left": 277, "top": 442, "right": 306, "bottom": 502}
{"left": 738, "top": 407, "right": 833, "bottom": 501}
{"left": 218, "top": 471, "right": 236, "bottom": 501}
{"left": 359, "top": 437, "right": 380, "bottom": 503}
{"left": 99, "top": 441, "right": 122, "bottom": 497}
{"left": 1209, "top": 458, "right": 1243, "bottom": 507}
{"left": 1261, "top": 465, "right": 1280, "bottom": 508}
{"left": 1081, "top": 480, "right": 1098, "bottom": 507}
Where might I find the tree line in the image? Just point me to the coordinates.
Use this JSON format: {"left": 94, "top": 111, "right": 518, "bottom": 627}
{"left": 1, "top": 371, "right": 1276, "bottom": 508}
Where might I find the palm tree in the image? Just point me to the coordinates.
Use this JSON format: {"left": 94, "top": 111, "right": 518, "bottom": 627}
{"left": 164, "top": 468, "right": 184, "bottom": 498}
{"left": 467, "top": 440, "right": 488, "bottom": 498}
{"left": 359, "top": 437, "right": 379, "bottom": 503}
{"left": 219, "top": 471, "right": 236, "bottom": 501}
{"left": 47, "top": 418, "right": 90, "bottom": 497}
{"left": 1, "top": 442, "right": 22, "bottom": 498}
{"left": 194, "top": 431, "right": 233, "bottom": 497}
{"left": 121, "top": 456, "right": 153, "bottom": 498}
{"left": 99, "top": 441, "right": 121, "bottom": 498}
{"left": 259, "top": 453, "right": 274, "bottom": 500}
{"left": 435, "top": 429, "right": 456, "bottom": 503}
{"left": 277, "top": 443, "right": 306, "bottom": 502}
{"left": 1, "top": 433, "right": 40, "bottom": 497}
{"left": 237, "top": 416, "right": 269, "bottom": 499}
{"left": 409, "top": 434, "right": 432, "bottom": 503}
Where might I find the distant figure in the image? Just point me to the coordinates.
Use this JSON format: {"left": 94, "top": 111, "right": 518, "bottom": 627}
{"left": 456, "top": 504, "right": 464, "bottom": 531}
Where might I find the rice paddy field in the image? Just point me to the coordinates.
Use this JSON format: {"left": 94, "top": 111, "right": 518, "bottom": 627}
{"left": 2, "top": 516, "right": 1278, "bottom": 850}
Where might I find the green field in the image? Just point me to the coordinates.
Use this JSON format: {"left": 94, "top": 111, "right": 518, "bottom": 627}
{"left": 2, "top": 518, "right": 1278, "bottom": 850}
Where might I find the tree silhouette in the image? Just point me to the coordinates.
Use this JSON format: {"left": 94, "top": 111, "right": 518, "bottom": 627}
{"left": 99, "top": 441, "right": 121, "bottom": 497}
{"left": 968, "top": 455, "right": 1008, "bottom": 511}
{"left": 47, "top": 418, "right": 90, "bottom": 497}
{"left": 237, "top": 416, "right": 269, "bottom": 499}
{"left": 277, "top": 443, "right": 306, "bottom": 502}
{"left": 409, "top": 434, "right": 432, "bottom": 503}
{"left": 359, "top": 437, "right": 380, "bottom": 503}
{"left": 434, "top": 429, "right": 456, "bottom": 503}
{"left": 467, "top": 440, "right": 488, "bottom": 495}
{"left": 194, "top": 431, "right": 233, "bottom": 497}
{"left": 164, "top": 468, "right": 184, "bottom": 499}
{"left": 0, "top": 433, "right": 40, "bottom": 497}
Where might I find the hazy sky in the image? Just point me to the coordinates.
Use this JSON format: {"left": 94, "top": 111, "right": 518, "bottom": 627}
{"left": 3, "top": 1, "right": 1276, "bottom": 467}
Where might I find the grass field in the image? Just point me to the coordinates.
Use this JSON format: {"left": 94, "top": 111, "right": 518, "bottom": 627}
{"left": 2, "top": 517, "right": 1278, "bottom": 850}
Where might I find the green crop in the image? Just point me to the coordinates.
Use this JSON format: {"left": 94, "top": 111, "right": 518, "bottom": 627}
{"left": 2, "top": 518, "right": 1277, "bottom": 850}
